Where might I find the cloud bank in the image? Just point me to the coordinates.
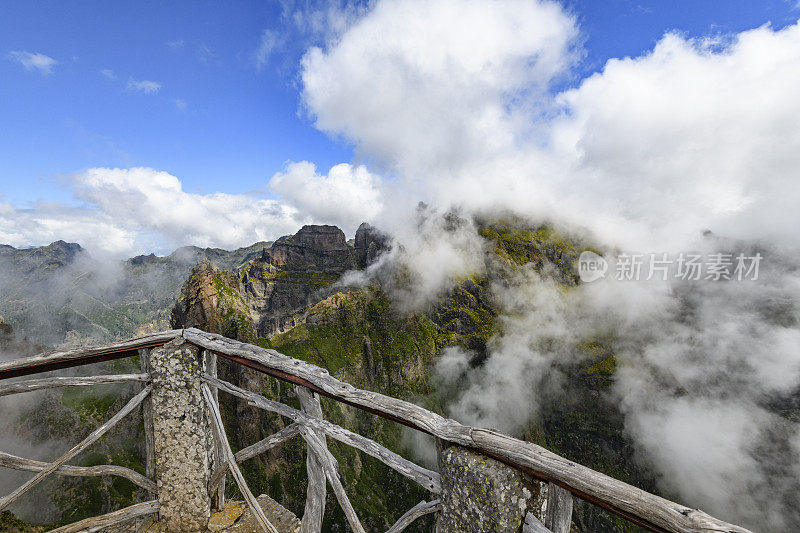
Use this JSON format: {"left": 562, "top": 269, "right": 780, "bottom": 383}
{"left": 0, "top": 166, "right": 380, "bottom": 256}
{"left": 298, "top": 3, "right": 800, "bottom": 530}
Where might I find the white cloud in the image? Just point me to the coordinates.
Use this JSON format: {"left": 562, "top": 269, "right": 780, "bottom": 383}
{"left": 548, "top": 23, "right": 800, "bottom": 251}
{"left": 300, "top": 0, "right": 579, "bottom": 175}
{"left": 0, "top": 168, "right": 311, "bottom": 257}
{"left": 174, "top": 98, "right": 187, "bottom": 111}
{"left": 301, "top": 4, "right": 800, "bottom": 529}
{"left": 127, "top": 78, "right": 162, "bottom": 94}
{"left": 268, "top": 161, "right": 382, "bottom": 234}
{"left": 167, "top": 39, "right": 185, "bottom": 49}
{"left": 99, "top": 68, "right": 116, "bottom": 79}
{"left": 8, "top": 51, "right": 57, "bottom": 76}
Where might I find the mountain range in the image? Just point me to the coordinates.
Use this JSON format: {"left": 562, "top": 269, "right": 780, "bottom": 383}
{"left": 1, "top": 220, "right": 657, "bottom": 532}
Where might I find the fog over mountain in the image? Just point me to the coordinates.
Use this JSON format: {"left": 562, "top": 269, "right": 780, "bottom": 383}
{"left": 1, "top": 1, "right": 799, "bottom": 530}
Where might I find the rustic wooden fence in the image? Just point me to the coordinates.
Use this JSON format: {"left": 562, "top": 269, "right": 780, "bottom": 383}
{"left": 0, "top": 329, "right": 753, "bottom": 533}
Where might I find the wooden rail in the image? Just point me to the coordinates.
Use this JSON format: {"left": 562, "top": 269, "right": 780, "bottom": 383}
{"left": 0, "top": 329, "right": 753, "bottom": 533}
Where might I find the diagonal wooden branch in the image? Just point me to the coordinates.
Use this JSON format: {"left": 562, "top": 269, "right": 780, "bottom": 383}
{"left": 185, "top": 330, "right": 752, "bottom": 533}
{"left": 301, "top": 428, "right": 366, "bottom": 533}
{"left": 0, "top": 385, "right": 151, "bottom": 512}
{"left": 0, "top": 451, "right": 156, "bottom": 493}
{"left": 201, "top": 383, "right": 279, "bottom": 533}
{"left": 0, "top": 373, "right": 150, "bottom": 397}
{"left": 295, "top": 386, "right": 326, "bottom": 533}
{"left": 208, "top": 423, "right": 301, "bottom": 495}
{"left": 48, "top": 500, "right": 159, "bottom": 533}
{"left": 205, "top": 375, "right": 440, "bottom": 493}
{"left": 524, "top": 512, "right": 554, "bottom": 533}
{"left": 386, "top": 499, "right": 441, "bottom": 533}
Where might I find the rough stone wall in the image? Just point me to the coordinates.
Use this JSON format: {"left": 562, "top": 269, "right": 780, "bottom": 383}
{"left": 438, "top": 445, "right": 546, "bottom": 533}
{"left": 149, "top": 338, "right": 214, "bottom": 532}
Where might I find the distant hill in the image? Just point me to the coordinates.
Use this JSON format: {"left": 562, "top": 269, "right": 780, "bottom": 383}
{"left": 0, "top": 240, "right": 271, "bottom": 346}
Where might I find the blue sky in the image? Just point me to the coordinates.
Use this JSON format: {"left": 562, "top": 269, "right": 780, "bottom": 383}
{"left": 2, "top": 0, "right": 800, "bottom": 257}
{"left": 2, "top": 0, "right": 797, "bottom": 208}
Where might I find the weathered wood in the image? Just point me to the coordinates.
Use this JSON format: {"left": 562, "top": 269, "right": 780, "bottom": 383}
{"left": 0, "top": 330, "right": 181, "bottom": 379}
{"left": 0, "top": 450, "right": 156, "bottom": 493}
{"left": 205, "top": 375, "right": 440, "bottom": 493}
{"left": 139, "top": 348, "right": 156, "bottom": 495}
{"left": 0, "top": 373, "right": 149, "bottom": 397}
{"left": 523, "top": 512, "right": 553, "bottom": 533}
{"left": 185, "top": 329, "right": 751, "bottom": 533}
{"left": 301, "top": 427, "right": 366, "bottom": 533}
{"left": 0, "top": 385, "right": 151, "bottom": 512}
{"left": 545, "top": 482, "right": 573, "bottom": 533}
{"left": 208, "top": 423, "right": 301, "bottom": 494}
{"left": 48, "top": 500, "right": 159, "bottom": 533}
{"left": 385, "top": 499, "right": 440, "bottom": 533}
{"left": 204, "top": 349, "right": 225, "bottom": 509}
{"left": 236, "top": 423, "right": 301, "bottom": 464}
{"left": 202, "top": 383, "right": 279, "bottom": 533}
{"left": 295, "top": 386, "right": 327, "bottom": 533}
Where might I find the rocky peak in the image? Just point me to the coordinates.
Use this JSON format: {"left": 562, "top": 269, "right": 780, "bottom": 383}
{"left": 354, "top": 222, "right": 391, "bottom": 267}
{"left": 37, "top": 240, "right": 83, "bottom": 263}
{"left": 295, "top": 224, "right": 349, "bottom": 251}
{"left": 259, "top": 225, "right": 357, "bottom": 273}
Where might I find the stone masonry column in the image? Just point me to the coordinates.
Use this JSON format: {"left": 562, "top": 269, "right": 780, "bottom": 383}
{"left": 437, "top": 443, "right": 547, "bottom": 532}
{"left": 149, "top": 337, "right": 214, "bottom": 531}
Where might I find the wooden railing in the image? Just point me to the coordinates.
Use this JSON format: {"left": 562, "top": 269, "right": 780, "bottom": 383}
{"left": 0, "top": 329, "right": 753, "bottom": 533}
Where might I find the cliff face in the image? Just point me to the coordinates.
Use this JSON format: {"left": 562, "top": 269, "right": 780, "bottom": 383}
{"left": 1, "top": 219, "right": 655, "bottom": 531}
{"left": 169, "top": 220, "right": 653, "bottom": 532}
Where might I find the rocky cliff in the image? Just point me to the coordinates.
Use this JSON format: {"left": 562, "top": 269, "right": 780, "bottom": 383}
{"left": 169, "top": 220, "right": 654, "bottom": 532}
{"left": 1, "top": 219, "right": 656, "bottom": 531}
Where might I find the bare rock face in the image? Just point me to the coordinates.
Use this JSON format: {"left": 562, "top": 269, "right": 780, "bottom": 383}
{"left": 260, "top": 225, "right": 354, "bottom": 272}
{"left": 354, "top": 222, "right": 391, "bottom": 268}
{"left": 438, "top": 445, "right": 546, "bottom": 533}
{"left": 238, "top": 225, "right": 362, "bottom": 337}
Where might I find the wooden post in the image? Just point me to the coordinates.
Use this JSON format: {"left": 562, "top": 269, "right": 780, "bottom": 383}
{"left": 544, "top": 483, "right": 573, "bottom": 533}
{"left": 138, "top": 348, "right": 156, "bottom": 494}
{"left": 295, "top": 385, "right": 326, "bottom": 533}
{"left": 203, "top": 349, "right": 225, "bottom": 510}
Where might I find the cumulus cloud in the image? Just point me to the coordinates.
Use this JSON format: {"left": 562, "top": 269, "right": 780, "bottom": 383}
{"left": 268, "top": 161, "right": 383, "bottom": 235}
{"left": 0, "top": 168, "right": 310, "bottom": 256}
{"left": 300, "top": 0, "right": 579, "bottom": 175}
{"left": 99, "top": 68, "right": 116, "bottom": 79}
{"left": 549, "top": 23, "right": 800, "bottom": 251}
{"left": 8, "top": 51, "right": 57, "bottom": 76}
{"left": 301, "top": 3, "right": 800, "bottom": 529}
{"left": 127, "top": 78, "right": 162, "bottom": 94}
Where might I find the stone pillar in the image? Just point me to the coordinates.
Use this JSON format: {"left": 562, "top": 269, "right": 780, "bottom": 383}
{"left": 149, "top": 337, "right": 214, "bottom": 531}
{"left": 437, "top": 443, "right": 547, "bottom": 533}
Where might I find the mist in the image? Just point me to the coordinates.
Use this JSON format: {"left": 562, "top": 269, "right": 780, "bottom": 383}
{"left": 1, "top": 0, "right": 799, "bottom": 530}
{"left": 298, "top": 3, "right": 800, "bottom": 530}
